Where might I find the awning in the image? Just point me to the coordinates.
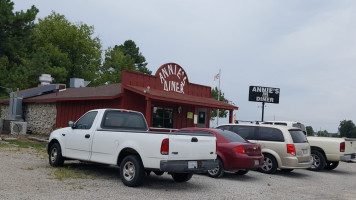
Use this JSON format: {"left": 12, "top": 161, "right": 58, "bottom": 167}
{"left": 124, "top": 85, "right": 238, "bottom": 110}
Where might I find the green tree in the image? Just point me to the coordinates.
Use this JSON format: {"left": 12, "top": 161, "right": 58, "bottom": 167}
{"left": 338, "top": 120, "right": 356, "bottom": 138}
{"left": 29, "top": 12, "right": 102, "bottom": 86}
{"left": 306, "top": 126, "right": 315, "bottom": 136}
{"left": 210, "top": 87, "right": 229, "bottom": 120}
{"left": 97, "top": 47, "right": 135, "bottom": 84}
{"left": 115, "top": 40, "right": 151, "bottom": 74}
{"left": 0, "top": 0, "right": 38, "bottom": 95}
{"left": 317, "top": 130, "right": 329, "bottom": 137}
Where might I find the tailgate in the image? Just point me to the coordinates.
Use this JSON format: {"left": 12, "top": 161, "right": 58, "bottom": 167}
{"left": 168, "top": 134, "right": 216, "bottom": 160}
{"left": 345, "top": 139, "right": 356, "bottom": 154}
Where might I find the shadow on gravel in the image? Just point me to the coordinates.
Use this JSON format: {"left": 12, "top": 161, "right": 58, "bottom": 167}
{"left": 142, "top": 174, "right": 207, "bottom": 190}
{"left": 317, "top": 169, "right": 354, "bottom": 176}
{"left": 62, "top": 161, "right": 120, "bottom": 180}
{"left": 213, "top": 172, "right": 261, "bottom": 182}
{"left": 267, "top": 170, "right": 310, "bottom": 179}
{"left": 58, "top": 162, "right": 208, "bottom": 190}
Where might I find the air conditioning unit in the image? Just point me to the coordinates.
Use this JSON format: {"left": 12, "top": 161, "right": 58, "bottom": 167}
{"left": 10, "top": 121, "right": 27, "bottom": 135}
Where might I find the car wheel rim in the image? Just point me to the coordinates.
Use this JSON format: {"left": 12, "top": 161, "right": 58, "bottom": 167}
{"left": 208, "top": 165, "right": 219, "bottom": 175}
{"left": 123, "top": 161, "right": 135, "bottom": 181}
{"left": 262, "top": 157, "right": 273, "bottom": 171}
{"left": 311, "top": 154, "right": 320, "bottom": 168}
{"left": 50, "top": 148, "right": 57, "bottom": 163}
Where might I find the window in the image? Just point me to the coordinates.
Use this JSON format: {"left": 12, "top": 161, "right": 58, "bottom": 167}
{"left": 258, "top": 127, "right": 284, "bottom": 142}
{"left": 217, "top": 125, "right": 231, "bottom": 131}
{"left": 231, "top": 126, "right": 256, "bottom": 140}
{"left": 75, "top": 111, "right": 98, "bottom": 129}
{"left": 101, "top": 110, "right": 148, "bottom": 131}
{"left": 198, "top": 112, "right": 206, "bottom": 124}
{"left": 152, "top": 107, "right": 174, "bottom": 128}
{"left": 274, "top": 122, "right": 287, "bottom": 126}
{"left": 216, "top": 129, "right": 247, "bottom": 143}
{"left": 192, "top": 130, "right": 215, "bottom": 136}
{"left": 175, "top": 130, "right": 191, "bottom": 134}
{"left": 289, "top": 130, "right": 308, "bottom": 143}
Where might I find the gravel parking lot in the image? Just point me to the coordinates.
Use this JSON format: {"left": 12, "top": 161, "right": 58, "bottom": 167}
{"left": 0, "top": 144, "right": 355, "bottom": 200}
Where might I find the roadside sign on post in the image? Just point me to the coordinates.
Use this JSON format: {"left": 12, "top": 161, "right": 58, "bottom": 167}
{"left": 248, "top": 86, "right": 280, "bottom": 104}
{"left": 248, "top": 86, "right": 280, "bottom": 121}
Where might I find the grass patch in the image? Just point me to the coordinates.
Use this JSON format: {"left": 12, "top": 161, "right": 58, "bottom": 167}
{"left": 0, "top": 140, "right": 46, "bottom": 149}
{"left": 53, "top": 166, "right": 91, "bottom": 181}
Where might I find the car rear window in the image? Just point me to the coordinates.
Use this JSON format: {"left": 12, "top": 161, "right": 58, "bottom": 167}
{"left": 216, "top": 129, "right": 247, "bottom": 143}
{"left": 289, "top": 130, "right": 308, "bottom": 143}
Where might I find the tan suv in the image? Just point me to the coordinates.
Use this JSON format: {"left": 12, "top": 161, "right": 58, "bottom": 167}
{"left": 216, "top": 123, "right": 313, "bottom": 174}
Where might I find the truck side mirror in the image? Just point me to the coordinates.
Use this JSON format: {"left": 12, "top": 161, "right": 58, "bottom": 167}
{"left": 68, "top": 121, "right": 74, "bottom": 128}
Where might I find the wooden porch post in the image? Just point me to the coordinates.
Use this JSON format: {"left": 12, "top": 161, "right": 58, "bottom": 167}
{"left": 145, "top": 97, "right": 151, "bottom": 129}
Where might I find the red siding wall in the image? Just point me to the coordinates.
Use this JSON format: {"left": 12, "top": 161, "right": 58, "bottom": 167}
{"left": 55, "top": 98, "right": 121, "bottom": 128}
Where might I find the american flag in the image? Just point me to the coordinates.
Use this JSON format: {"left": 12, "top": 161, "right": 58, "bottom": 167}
{"left": 214, "top": 73, "right": 220, "bottom": 81}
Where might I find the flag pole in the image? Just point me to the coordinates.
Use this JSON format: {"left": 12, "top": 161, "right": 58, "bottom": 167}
{"left": 217, "top": 69, "right": 221, "bottom": 126}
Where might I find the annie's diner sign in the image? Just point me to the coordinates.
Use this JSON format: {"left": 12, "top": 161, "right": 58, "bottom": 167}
{"left": 155, "top": 63, "right": 188, "bottom": 94}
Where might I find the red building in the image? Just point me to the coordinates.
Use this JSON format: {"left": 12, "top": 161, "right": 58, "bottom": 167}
{"left": 1, "top": 63, "right": 238, "bottom": 132}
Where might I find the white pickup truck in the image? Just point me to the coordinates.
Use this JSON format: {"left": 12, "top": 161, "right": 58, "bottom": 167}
{"left": 47, "top": 109, "right": 217, "bottom": 187}
{"left": 262, "top": 121, "right": 356, "bottom": 171}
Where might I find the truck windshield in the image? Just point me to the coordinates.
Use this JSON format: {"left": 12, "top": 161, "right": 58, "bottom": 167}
{"left": 102, "top": 111, "right": 148, "bottom": 131}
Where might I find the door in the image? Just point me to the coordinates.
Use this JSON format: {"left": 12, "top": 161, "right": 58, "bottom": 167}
{"left": 197, "top": 108, "right": 207, "bottom": 128}
{"left": 64, "top": 111, "right": 98, "bottom": 161}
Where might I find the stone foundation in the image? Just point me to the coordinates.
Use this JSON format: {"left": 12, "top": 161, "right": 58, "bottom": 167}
{"left": 24, "top": 103, "right": 57, "bottom": 135}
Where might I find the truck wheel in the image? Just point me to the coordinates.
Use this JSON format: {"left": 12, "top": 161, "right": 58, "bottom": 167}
{"left": 120, "top": 155, "right": 145, "bottom": 187}
{"left": 309, "top": 150, "right": 326, "bottom": 171}
{"left": 260, "top": 154, "right": 277, "bottom": 174}
{"left": 49, "top": 143, "right": 64, "bottom": 167}
{"left": 324, "top": 161, "right": 339, "bottom": 170}
{"left": 171, "top": 173, "right": 193, "bottom": 182}
{"left": 207, "top": 157, "right": 224, "bottom": 178}
{"left": 235, "top": 169, "right": 249, "bottom": 175}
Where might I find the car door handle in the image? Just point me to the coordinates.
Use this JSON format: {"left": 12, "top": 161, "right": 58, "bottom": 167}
{"left": 191, "top": 137, "right": 198, "bottom": 142}
{"left": 85, "top": 134, "right": 90, "bottom": 139}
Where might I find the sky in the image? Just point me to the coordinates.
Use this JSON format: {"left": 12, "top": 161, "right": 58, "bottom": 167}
{"left": 12, "top": 0, "right": 356, "bottom": 133}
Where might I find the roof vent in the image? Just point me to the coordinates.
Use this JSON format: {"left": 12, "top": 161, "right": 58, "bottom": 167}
{"left": 70, "top": 78, "right": 91, "bottom": 88}
{"left": 39, "top": 74, "right": 53, "bottom": 85}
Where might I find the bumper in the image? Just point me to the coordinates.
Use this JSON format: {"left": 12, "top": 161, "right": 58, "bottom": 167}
{"left": 224, "top": 155, "right": 264, "bottom": 170}
{"left": 160, "top": 160, "right": 218, "bottom": 173}
{"left": 280, "top": 157, "right": 313, "bottom": 169}
{"left": 340, "top": 153, "right": 356, "bottom": 162}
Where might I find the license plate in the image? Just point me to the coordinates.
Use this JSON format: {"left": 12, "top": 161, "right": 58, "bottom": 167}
{"left": 188, "top": 161, "right": 198, "bottom": 169}
{"left": 254, "top": 160, "right": 259, "bottom": 166}
{"left": 303, "top": 149, "right": 307, "bottom": 154}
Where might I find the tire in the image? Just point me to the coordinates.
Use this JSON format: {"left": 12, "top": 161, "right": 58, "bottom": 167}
{"left": 235, "top": 169, "right": 249, "bottom": 175}
{"left": 207, "top": 158, "right": 224, "bottom": 178}
{"left": 49, "top": 143, "right": 64, "bottom": 167}
{"left": 171, "top": 173, "right": 193, "bottom": 182}
{"left": 281, "top": 169, "right": 294, "bottom": 172}
{"left": 120, "top": 155, "right": 145, "bottom": 187}
{"left": 260, "top": 154, "right": 278, "bottom": 174}
{"left": 309, "top": 150, "right": 326, "bottom": 171}
{"left": 324, "top": 161, "right": 339, "bottom": 170}
{"left": 154, "top": 171, "right": 164, "bottom": 176}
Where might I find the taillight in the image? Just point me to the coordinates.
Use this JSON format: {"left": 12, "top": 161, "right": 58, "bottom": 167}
{"left": 234, "top": 146, "right": 246, "bottom": 154}
{"left": 287, "top": 144, "right": 296, "bottom": 156}
{"left": 161, "top": 138, "right": 169, "bottom": 155}
{"left": 340, "top": 142, "right": 345, "bottom": 152}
